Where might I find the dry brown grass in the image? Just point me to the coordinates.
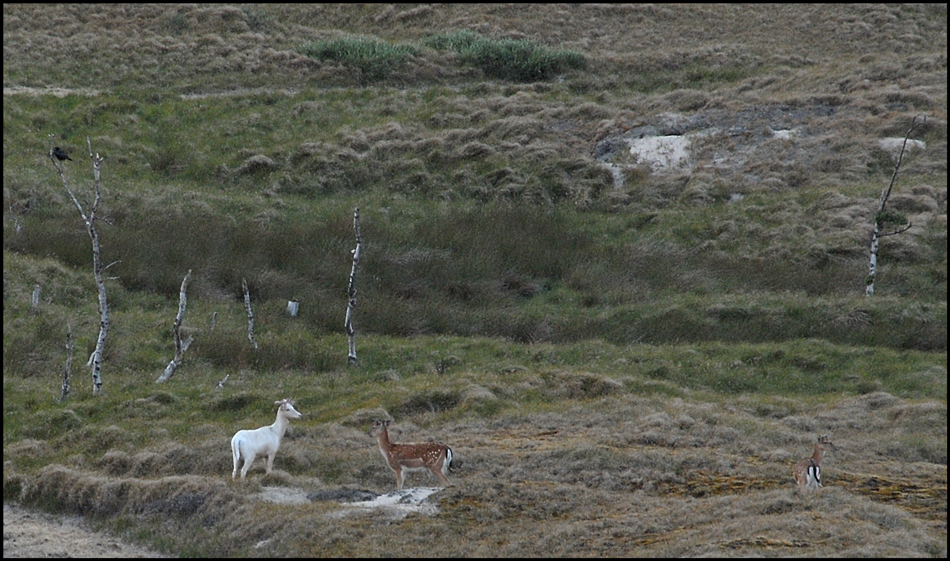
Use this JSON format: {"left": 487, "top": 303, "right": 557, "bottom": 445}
{"left": 5, "top": 388, "right": 945, "bottom": 557}
{"left": 3, "top": 3, "right": 946, "bottom": 557}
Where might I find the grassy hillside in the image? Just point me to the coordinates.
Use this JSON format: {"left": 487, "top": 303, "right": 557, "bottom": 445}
{"left": 3, "top": 4, "right": 947, "bottom": 557}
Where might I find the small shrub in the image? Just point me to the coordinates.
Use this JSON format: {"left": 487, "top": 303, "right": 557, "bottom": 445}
{"left": 541, "top": 371, "right": 623, "bottom": 399}
{"left": 425, "top": 30, "right": 586, "bottom": 82}
{"left": 210, "top": 391, "right": 258, "bottom": 412}
{"left": 24, "top": 410, "right": 84, "bottom": 440}
{"left": 299, "top": 36, "right": 418, "bottom": 82}
{"left": 390, "top": 390, "right": 461, "bottom": 418}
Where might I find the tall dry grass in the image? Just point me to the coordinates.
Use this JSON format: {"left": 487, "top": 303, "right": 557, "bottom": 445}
{"left": 3, "top": 3, "right": 946, "bottom": 558}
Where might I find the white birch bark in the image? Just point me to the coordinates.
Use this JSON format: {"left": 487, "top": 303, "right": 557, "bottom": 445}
{"left": 10, "top": 203, "right": 22, "bottom": 234}
{"left": 59, "top": 322, "right": 73, "bottom": 402}
{"left": 156, "top": 270, "right": 193, "bottom": 383}
{"left": 865, "top": 116, "right": 922, "bottom": 296}
{"left": 243, "top": 278, "right": 258, "bottom": 349}
{"left": 345, "top": 207, "right": 362, "bottom": 364}
{"left": 52, "top": 136, "right": 113, "bottom": 396}
{"left": 31, "top": 284, "right": 40, "bottom": 313}
{"left": 866, "top": 222, "right": 880, "bottom": 296}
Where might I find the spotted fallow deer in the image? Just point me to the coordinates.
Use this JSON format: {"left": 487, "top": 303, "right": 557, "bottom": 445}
{"left": 370, "top": 419, "right": 454, "bottom": 489}
{"left": 793, "top": 434, "right": 839, "bottom": 492}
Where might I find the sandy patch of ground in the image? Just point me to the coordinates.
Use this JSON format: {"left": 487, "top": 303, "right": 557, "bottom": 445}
{"left": 2, "top": 486, "right": 443, "bottom": 557}
{"left": 2, "top": 503, "right": 171, "bottom": 558}
{"left": 3, "top": 86, "right": 99, "bottom": 97}
{"left": 628, "top": 134, "right": 692, "bottom": 172}
{"left": 252, "top": 485, "right": 313, "bottom": 505}
{"left": 329, "top": 486, "right": 442, "bottom": 519}
{"left": 254, "top": 484, "right": 444, "bottom": 519}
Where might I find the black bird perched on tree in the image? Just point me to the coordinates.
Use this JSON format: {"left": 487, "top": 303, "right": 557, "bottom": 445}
{"left": 52, "top": 146, "right": 72, "bottom": 161}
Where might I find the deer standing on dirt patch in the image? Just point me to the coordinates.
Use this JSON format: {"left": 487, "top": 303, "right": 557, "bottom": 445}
{"left": 231, "top": 398, "right": 302, "bottom": 479}
{"left": 793, "top": 434, "right": 839, "bottom": 492}
{"left": 371, "top": 419, "right": 454, "bottom": 489}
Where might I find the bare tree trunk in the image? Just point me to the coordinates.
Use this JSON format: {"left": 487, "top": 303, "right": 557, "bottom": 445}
{"left": 243, "top": 278, "right": 258, "bottom": 349}
{"left": 10, "top": 203, "right": 23, "bottom": 234}
{"left": 59, "top": 322, "right": 73, "bottom": 402}
{"left": 345, "top": 207, "right": 362, "bottom": 365}
{"left": 31, "top": 284, "right": 41, "bottom": 314}
{"left": 157, "top": 270, "right": 194, "bottom": 383}
{"left": 865, "top": 116, "right": 922, "bottom": 296}
{"left": 866, "top": 221, "right": 882, "bottom": 296}
{"left": 51, "top": 135, "right": 115, "bottom": 396}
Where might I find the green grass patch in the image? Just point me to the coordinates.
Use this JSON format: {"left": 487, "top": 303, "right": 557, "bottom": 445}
{"left": 425, "top": 30, "right": 586, "bottom": 81}
{"left": 299, "top": 36, "right": 418, "bottom": 82}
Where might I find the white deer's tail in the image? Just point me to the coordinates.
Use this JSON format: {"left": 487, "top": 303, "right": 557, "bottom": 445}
{"left": 443, "top": 446, "right": 455, "bottom": 475}
{"left": 231, "top": 435, "right": 243, "bottom": 476}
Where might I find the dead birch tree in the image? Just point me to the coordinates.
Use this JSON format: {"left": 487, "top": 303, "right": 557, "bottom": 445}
{"left": 50, "top": 135, "right": 116, "bottom": 396}
{"left": 59, "top": 322, "right": 73, "bottom": 402}
{"left": 866, "top": 116, "right": 923, "bottom": 296}
{"left": 345, "top": 207, "right": 362, "bottom": 364}
{"left": 243, "top": 278, "right": 258, "bottom": 349}
{"left": 31, "top": 284, "right": 41, "bottom": 314}
{"left": 156, "top": 270, "right": 193, "bottom": 383}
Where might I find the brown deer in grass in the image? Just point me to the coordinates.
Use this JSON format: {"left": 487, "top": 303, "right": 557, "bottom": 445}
{"left": 370, "top": 419, "right": 454, "bottom": 489}
{"left": 793, "top": 434, "right": 839, "bottom": 492}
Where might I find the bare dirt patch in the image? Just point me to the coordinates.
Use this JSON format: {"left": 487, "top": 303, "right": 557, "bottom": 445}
{"left": 2, "top": 86, "right": 99, "bottom": 97}
{"left": 2, "top": 503, "right": 171, "bottom": 558}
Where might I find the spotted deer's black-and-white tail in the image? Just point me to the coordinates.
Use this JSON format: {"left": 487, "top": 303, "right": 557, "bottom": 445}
{"left": 805, "top": 459, "right": 821, "bottom": 487}
{"left": 443, "top": 446, "right": 455, "bottom": 474}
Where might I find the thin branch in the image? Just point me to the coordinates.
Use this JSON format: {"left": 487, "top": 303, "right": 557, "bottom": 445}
{"left": 879, "top": 223, "right": 913, "bottom": 237}
{"left": 878, "top": 116, "right": 924, "bottom": 214}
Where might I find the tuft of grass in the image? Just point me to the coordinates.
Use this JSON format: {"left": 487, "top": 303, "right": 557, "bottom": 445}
{"left": 425, "top": 30, "right": 586, "bottom": 81}
{"left": 299, "top": 36, "right": 418, "bottom": 82}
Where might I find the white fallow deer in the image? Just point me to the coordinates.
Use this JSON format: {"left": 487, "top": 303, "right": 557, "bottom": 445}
{"left": 370, "top": 419, "right": 454, "bottom": 489}
{"left": 793, "top": 434, "right": 839, "bottom": 492}
{"left": 231, "top": 398, "right": 302, "bottom": 479}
